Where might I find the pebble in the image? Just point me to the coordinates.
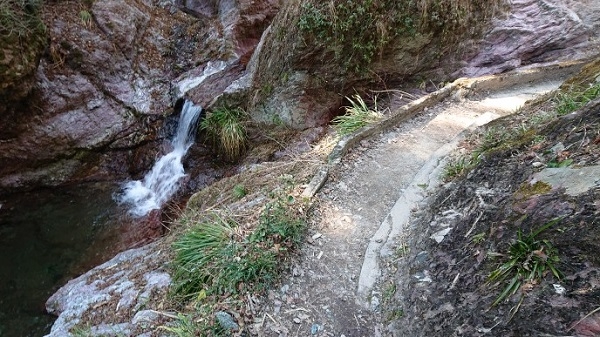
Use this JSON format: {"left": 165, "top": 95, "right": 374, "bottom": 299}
{"left": 532, "top": 161, "right": 544, "bottom": 167}
{"left": 215, "top": 311, "right": 239, "bottom": 331}
{"left": 293, "top": 317, "right": 301, "bottom": 324}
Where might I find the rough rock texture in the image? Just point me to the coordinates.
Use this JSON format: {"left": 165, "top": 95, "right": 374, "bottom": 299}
{"left": 462, "top": 0, "right": 600, "bottom": 76}
{"left": 242, "top": 0, "right": 600, "bottom": 130}
{"left": 0, "top": 0, "right": 280, "bottom": 192}
{"left": 45, "top": 242, "right": 171, "bottom": 336}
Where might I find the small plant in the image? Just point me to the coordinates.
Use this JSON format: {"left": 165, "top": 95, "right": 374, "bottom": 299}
{"left": 547, "top": 158, "right": 573, "bottom": 168}
{"left": 232, "top": 184, "right": 247, "bottom": 199}
{"left": 201, "top": 106, "right": 247, "bottom": 161}
{"left": 487, "top": 218, "right": 562, "bottom": 307}
{"left": 332, "top": 95, "right": 382, "bottom": 136}
{"left": 79, "top": 10, "right": 92, "bottom": 27}
{"left": 554, "top": 82, "right": 600, "bottom": 115}
{"left": 443, "top": 156, "right": 476, "bottom": 181}
{"left": 172, "top": 197, "right": 306, "bottom": 299}
{"left": 0, "top": 0, "right": 46, "bottom": 38}
{"left": 471, "top": 232, "right": 486, "bottom": 245}
{"left": 162, "top": 312, "right": 227, "bottom": 337}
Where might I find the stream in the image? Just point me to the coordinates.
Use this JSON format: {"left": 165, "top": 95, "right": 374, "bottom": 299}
{"left": 0, "top": 183, "right": 128, "bottom": 336}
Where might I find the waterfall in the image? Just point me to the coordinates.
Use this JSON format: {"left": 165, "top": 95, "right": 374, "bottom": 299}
{"left": 118, "top": 101, "right": 202, "bottom": 217}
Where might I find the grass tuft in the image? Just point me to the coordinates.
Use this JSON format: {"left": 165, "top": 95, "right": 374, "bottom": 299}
{"left": 332, "top": 94, "right": 382, "bottom": 136}
{"left": 487, "top": 218, "right": 562, "bottom": 307}
{"left": 232, "top": 184, "right": 247, "bottom": 199}
{"left": 171, "top": 197, "right": 307, "bottom": 300}
{"left": 201, "top": 106, "right": 247, "bottom": 161}
{"left": 554, "top": 82, "right": 600, "bottom": 115}
{"left": 0, "top": 0, "right": 45, "bottom": 38}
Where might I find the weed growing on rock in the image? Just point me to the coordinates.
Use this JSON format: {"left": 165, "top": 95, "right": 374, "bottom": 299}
{"left": 332, "top": 94, "right": 382, "bottom": 136}
{"left": 0, "top": 0, "right": 45, "bottom": 38}
{"left": 79, "top": 10, "right": 92, "bottom": 27}
{"left": 487, "top": 218, "right": 562, "bottom": 307}
{"left": 201, "top": 106, "right": 247, "bottom": 161}
{"left": 298, "top": 0, "right": 503, "bottom": 73}
{"left": 554, "top": 82, "right": 600, "bottom": 115}
{"left": 443, "top": 156, "right": 475, "bottom": 180}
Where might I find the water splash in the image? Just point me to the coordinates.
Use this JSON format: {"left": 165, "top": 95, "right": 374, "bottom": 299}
{"left": 118, "top": 101, "right": 202, "bottom": 217}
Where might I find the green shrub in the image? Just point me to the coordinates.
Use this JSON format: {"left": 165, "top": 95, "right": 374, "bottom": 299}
{"left": 172, "top": 198, "right": 306, "bottom": 300}
{"left": 201, "top": 106, "right": 247, "bottom": 161}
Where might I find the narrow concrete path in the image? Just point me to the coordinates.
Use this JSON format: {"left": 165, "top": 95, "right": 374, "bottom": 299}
{"left": 255, "top": 69, "right": 573, "bottom": 337}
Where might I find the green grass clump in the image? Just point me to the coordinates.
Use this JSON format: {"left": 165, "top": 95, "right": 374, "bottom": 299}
{"left": 554, "top": 82, "right": 600, "bottom": 115}
{"left": 443, "top": 156, "right": 477, "bottom": 181}
{"left": 487, "top": 218, "right": 562, "bottom": 307}
{"left": 201, "top": 106, "right": 247, "bottom": 161}
{"left": 172, "top": 198, "right": 306, "bottom": 300}
{"left": 79, "top": 10, "right": 92, "bottom": 27}
{"left": 161, "top": 312, "right": 227, "bottom": 337}
{"left": 0, "top": 0, "right": 45, "bottom": 38}
{"left": 232, "top": 184, "right": 247, "bottom": 199}
{"left": 332, "top": 94, "right": 382, "bottom": 136}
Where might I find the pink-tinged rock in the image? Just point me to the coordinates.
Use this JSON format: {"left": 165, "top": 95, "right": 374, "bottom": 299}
{"left": 461, "top": 0, "right": 600, "bottom": 76}
{"left": 574, "top": 313, "right": 600, "bottom": 337}
{"left": 174, "top": 0, "right": 280, "bottom": 60}
{"left": 184, "top": 61, "right": 247, "bottom": 107}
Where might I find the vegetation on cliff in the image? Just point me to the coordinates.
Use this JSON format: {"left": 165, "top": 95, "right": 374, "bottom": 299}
{"left": 0, "top": 0, "right": 46, "bottom": 100}
{"left": 297, "top": 0, "right": 504, "bottom": 74}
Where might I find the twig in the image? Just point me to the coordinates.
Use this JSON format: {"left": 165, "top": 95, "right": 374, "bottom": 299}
{"left": 283, "top": 308, "right": 311, "bottom": 314}
{"left": 449, "top": 273, "right": 461, "bottom": 290}
{"left": 265, "top": 313, "right": 278, "bottom": 324}
{"left": 465, "top": 211, "right": 484, "bottom": 238}
{"left": 568, "top": 306, "right": 600, "bottom": 331}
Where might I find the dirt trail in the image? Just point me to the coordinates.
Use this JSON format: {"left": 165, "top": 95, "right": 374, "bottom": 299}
{"left": 254, "top": 67, "right": 576, "bottom": 337}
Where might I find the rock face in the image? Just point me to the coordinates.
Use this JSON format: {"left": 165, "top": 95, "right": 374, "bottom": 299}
{"left": 461, "top": 0, "right": 600, "bottom": 76}
{"left": 2, "top": 0, "right": 598, "bottom": 190}
{"left": 239, "top": 0, "right": 600, "bottom": 130}
{"left": 45, "top": 242, "right": 172, "bottom": 336}
{"left": 0, "top": 0, "right": 280, "bottom": 192}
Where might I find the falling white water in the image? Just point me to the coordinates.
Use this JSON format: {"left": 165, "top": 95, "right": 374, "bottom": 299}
{"left": 118, "top": 101, "right": 202, "bottom": 217}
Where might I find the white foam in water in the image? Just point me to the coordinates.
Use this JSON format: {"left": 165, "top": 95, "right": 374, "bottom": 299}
{"left": 119, "top": 101, "right": 202, "bottom": 217}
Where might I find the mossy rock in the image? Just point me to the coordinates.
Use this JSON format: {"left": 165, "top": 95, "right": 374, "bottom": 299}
{"left": 560, "top": 58, "right": 600, "bottom": 90}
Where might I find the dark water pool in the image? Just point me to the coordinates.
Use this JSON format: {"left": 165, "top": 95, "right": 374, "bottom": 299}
{"left": 0, "top": 183, "right": 127, "bottom": 337}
